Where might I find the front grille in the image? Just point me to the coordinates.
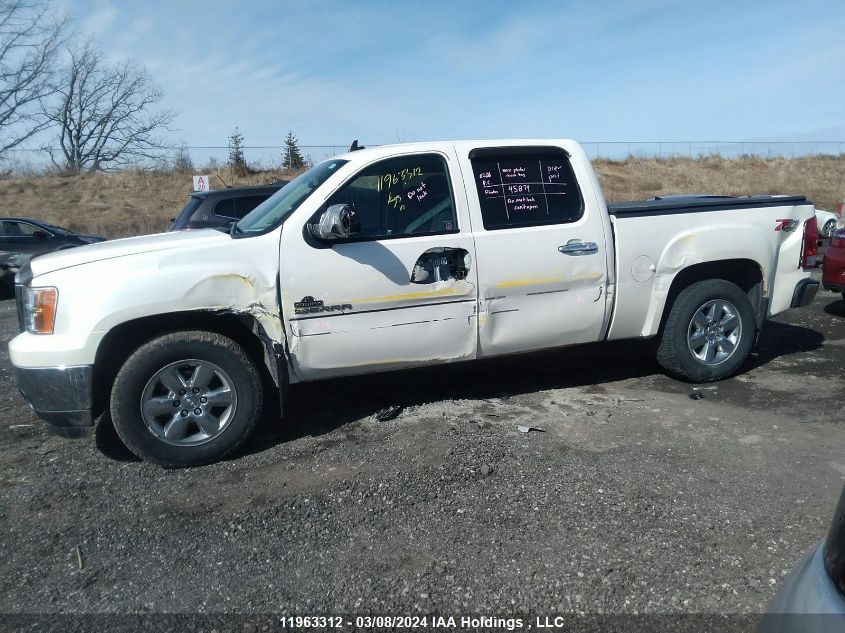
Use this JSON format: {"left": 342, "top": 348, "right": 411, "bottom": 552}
{"left": 14, "top": 284, "right": 25, "bottom": 332}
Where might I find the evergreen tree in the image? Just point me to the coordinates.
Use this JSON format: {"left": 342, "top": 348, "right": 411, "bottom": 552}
{"left": 228, "top": 127, "right": 247, "bottom": 176}
{"left": 282, "top": 131, "right": 305, "bottom": 169}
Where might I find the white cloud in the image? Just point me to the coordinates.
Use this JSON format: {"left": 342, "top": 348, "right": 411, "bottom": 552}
{"left": 81, "top": 2, "right": 119, "bottom": 35}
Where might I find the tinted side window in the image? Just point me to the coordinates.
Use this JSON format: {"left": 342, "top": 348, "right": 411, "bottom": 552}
{"left": 212, "top": 198, "right": 237, "bottom": 219}
{"left": 233, "top": 195, "right": 270, "bottom": 219}
{"left": 326, "top": 154, "right": 457, "bottom": 239}
{"left": 1, "top": 221, "right": 39, "bottom": 237}
{"left": 470, "top": 149, "right": 583, "bottom": 230}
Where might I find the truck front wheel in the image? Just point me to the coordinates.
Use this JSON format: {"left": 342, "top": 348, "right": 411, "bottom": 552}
{"left": 656, "top": 279, "right": 755, "bottom": 382}
{"left": 110, "top": 330, "right": 264, "bottom": 467}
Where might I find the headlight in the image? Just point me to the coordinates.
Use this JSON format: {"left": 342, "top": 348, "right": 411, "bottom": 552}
{"left": 23, "top": 286, "right": 58, "bottom": 335}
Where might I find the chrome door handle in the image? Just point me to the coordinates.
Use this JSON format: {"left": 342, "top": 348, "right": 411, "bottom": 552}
{"left": 558, "top": 241, "right": 599, "bottom": 255}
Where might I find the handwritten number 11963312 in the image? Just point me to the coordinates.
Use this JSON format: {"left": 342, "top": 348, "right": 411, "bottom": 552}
{"left": 376, "top": 167, "right": 423, "bottom": 193}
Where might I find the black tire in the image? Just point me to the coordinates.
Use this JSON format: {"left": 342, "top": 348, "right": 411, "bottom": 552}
{"left": 0, "top": 271, "right": 12, "bottom": 300}
{"left": 656, "top": 279, "right": 756, "bottom": 382}
{"left": 110, "top": 330, "right": 263, "bottom": 467}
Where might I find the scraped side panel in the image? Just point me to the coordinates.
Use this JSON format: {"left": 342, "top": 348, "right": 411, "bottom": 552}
{"left": 289, "top": 301, "right": 476, "bottom": 379}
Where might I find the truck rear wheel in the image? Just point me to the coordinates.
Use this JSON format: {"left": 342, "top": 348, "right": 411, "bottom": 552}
{"left": 656, "top": 279, "right": 755, "bottom": 382}
{"left": 110, "top": 330, "right": 263, "bottom": 467}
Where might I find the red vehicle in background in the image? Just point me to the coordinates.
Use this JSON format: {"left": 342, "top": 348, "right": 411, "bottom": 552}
{"left": 823, "top": 227, "right": 845, "bottom": 301}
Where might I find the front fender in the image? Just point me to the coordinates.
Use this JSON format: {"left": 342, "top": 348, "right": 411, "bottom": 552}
{"left": 11, "top": 230, "right": 283, "bottom": 369}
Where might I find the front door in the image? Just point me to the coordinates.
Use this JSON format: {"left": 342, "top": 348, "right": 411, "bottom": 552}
{"left": 281, "top": 150, "right": 478, "bottom": 381}
{"left": 459, "top": 145, "right": 610, "bottom": 357}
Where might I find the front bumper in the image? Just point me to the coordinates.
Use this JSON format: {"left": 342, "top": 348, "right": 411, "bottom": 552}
{"left": 791, "top": 278, "right": 820, "bottom": 308}
{"left": 12, "top": 365, "right": 93, "bottom": 438}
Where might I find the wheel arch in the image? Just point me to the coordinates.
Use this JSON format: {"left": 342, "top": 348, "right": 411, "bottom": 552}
{"left": 92, "top": 310, "right": 283, "bottom": 420}
{"left": 657, "top": 258, "right": 766, "bottom": 337}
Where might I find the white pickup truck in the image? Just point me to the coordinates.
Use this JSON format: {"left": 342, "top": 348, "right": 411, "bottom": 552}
{"left": 9, "top": 140, "right": 820, "bottom": 466}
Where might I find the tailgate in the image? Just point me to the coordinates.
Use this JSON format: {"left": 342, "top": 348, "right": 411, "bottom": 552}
{"left": 769, "top": 204, "right": 816, "bottom": 316}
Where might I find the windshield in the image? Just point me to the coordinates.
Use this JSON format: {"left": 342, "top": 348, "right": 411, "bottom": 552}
{"left": 236, "top": 159, "right": 348, "bottom": 234}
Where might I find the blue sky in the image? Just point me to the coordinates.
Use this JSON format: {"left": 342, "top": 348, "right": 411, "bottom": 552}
{"left": 57, "top": 0, "right": 845, "bottom": 150}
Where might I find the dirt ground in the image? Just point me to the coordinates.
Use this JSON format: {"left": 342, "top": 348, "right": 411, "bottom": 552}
{"left": 0, "top": 271, "right": 843, "bottom": 625}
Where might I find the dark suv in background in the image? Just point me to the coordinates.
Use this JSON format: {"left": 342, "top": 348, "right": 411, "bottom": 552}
{"left": 168, "top": 181, "right": 288, "bottom": 231}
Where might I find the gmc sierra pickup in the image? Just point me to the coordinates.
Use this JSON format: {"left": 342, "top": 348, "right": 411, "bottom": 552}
{"left": 9, "top": 140, "right": 820, "bottom": 466}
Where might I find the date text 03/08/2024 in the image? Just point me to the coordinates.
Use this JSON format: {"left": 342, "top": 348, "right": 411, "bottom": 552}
{"left": 279, "top": 614, "right": 592, "bottom": 629}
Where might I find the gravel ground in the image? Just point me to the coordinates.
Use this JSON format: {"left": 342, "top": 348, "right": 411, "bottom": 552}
{"left": 0, "top": 272, "right": 843, "bottom": 624}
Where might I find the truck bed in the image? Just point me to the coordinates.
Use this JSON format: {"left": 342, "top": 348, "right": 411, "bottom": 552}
{"left": 605, "top": 193, "right": 815, "bottom": 343}
{"left": 608, "top": 195, "right": 810, "bottom": 217}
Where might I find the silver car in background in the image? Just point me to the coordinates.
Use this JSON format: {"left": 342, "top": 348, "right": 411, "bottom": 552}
{"left": 816, "top": 208, "right": 841, "bottom": 238}
{"left": 761, "top": 484, "right": 845, "bottom": 631}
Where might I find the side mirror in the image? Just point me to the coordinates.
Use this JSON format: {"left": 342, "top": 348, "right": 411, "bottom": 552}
{"left": 309, "top": 204, "right": 360, "bottom": 240}
{"left": 32, "top": 230, "right": 50, "bottom": 240}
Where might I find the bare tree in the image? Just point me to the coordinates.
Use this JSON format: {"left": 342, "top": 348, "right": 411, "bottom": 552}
{"left": 47, "top": 41, "right": 175, "bottom": 172}
{"left": 172, "top": 141, "right": 193, "bottom": 173}
{"left": 0, "top": 0, "right": 67, "bottom": 154}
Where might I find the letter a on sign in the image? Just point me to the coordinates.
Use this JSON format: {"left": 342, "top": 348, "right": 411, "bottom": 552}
{"left": 192, "top": 175, "right": 211, "bottom": 192}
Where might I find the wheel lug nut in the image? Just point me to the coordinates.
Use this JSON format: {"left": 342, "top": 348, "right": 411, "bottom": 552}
{"left": 180, "top": 410, "right": 188, "bottom": 417}
{"left": 192, "top": 387, "right": 200, "bottom": 394}
{"left": 173, "top": 400, "right": 180, "bottom": 407}
{"left": 200, "top": 397, "right": 207, "bottom": 403}
{"left": 179, "top": 389, "right": 186, "bottom": 395}
{"left": 194, "top": 408, "right": 202, "bottom": 415}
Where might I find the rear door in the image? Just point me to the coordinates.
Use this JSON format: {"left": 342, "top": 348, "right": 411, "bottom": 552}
{"left": 458, "top": 144, "right": 610, "bottom": 357}
{"left": 281, "top": 148, "right": 478, "bottom": 380}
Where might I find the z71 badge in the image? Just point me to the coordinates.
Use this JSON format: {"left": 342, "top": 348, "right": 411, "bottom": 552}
{"left": 294, "top": 296, "right": 352, "bottom": 315}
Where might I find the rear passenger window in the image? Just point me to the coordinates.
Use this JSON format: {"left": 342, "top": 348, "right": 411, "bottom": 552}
{"left": 212, "top": 195, "right": 271, "bottom": 220}
{"left": 212, "top": 198, "right": 237, "bottom": 219}
{"left": 326, "top": 153, "right": 457, "bottom": 239}
{"left": 469, "top": 148, "right": 583, "bottom": 230}
{"left": 234, "top": 195, "right": 270, "bottom": 218}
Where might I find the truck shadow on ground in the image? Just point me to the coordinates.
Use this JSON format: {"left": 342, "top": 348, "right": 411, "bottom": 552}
{"left": 242, "top": 320, "right": 824, "bottom": 456}
{"left": 94, "top": 320, "right": 825, "bottom": 462}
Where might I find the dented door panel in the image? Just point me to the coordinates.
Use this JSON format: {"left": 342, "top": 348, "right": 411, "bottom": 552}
{"left": 454, "top": 141, "right": 611, "bottom": 357}
{"left": 472, "top": 225, "right": 608, "bottom": 356}
{"left": 289, "top": 295, "right": 476, "bottom": 379}
{"left": 279, "top": 147, "right": 479, "bottom": 382}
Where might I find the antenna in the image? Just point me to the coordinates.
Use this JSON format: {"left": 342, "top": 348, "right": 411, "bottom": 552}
{"left": 349, "top": 139, "right": 365, "bottom": 152}
{"left": 217, "top": 174, "right": 232, "bottom": 188}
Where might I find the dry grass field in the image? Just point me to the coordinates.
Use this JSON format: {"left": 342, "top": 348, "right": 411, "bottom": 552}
{"left": 0, "top": 156, "right": 841, "bottom": 239}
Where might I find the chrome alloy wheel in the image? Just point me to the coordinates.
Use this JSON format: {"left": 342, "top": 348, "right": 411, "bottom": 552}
{"left": 687, "top": 299, "right": 742, "bottom": 366}
{"left": 140, "top": 359, "right": 238, "bottom": 446}
{"left": 823, "top": 220, "right": 836, "bottom": 238}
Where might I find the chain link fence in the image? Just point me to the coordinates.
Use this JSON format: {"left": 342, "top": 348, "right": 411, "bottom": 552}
{"left": 2, "top": 141, "right": 844, "bottom": 173}
{"left": 582, "top": 141, "right": 845, "bottom": 161}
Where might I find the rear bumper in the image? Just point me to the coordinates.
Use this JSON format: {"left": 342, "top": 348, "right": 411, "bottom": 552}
{"left": 791, "top": 278, "right": 819, "bottom": 308}
{"left": 12, "top": 365, "right": 93, "bottom": 438}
